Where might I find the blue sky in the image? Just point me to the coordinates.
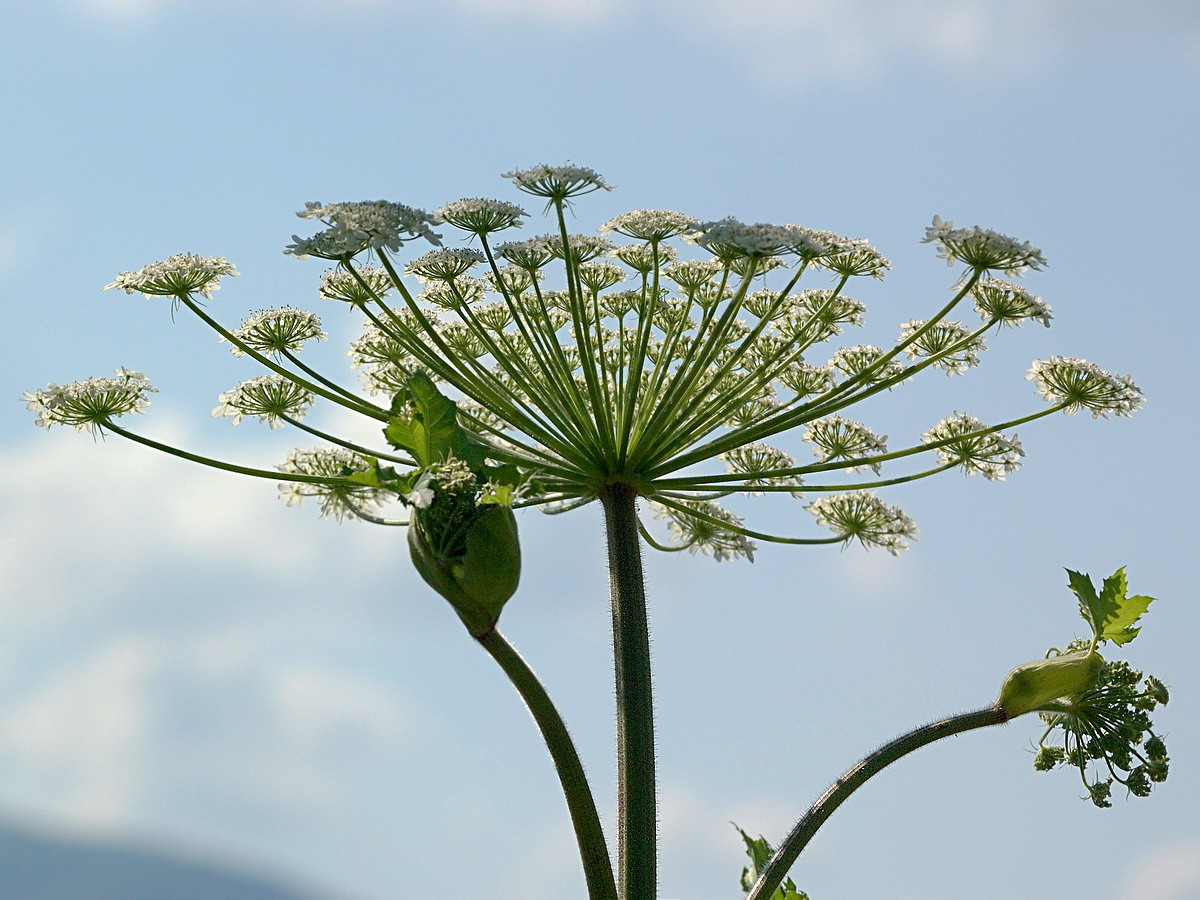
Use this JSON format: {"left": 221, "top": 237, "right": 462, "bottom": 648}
{"left": 3, "top": 2, "right": 1199, "bottom": 898}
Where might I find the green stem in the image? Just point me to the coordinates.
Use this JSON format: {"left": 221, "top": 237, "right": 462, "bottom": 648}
{"left": 601, "top": 483, "right": 656, "bottom": 900}
{"left": 746, "top": 705, "right": 1009, "bottom": 900}
{"left": 475, "top": 629, "right": 617, "bottom": 900}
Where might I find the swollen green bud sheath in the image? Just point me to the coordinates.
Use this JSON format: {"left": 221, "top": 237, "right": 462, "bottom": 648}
{"left": 409, "top": 505, "right": 521, "bottom": 636}
{"left": 997, "top": 649, "right": 1103, "bottom": 718}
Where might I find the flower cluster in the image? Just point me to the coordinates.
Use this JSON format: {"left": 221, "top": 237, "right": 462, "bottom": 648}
{"left": 104, "top": 254, "right": 238, "bottom": 300}
{"left": 1034, "top": 648, "right": 1169, "bottom": 807}
{"left": 285, "top": 201, "right": 442, "bottom": 259}
{"left": 923, "top": 216, "right": 1048, "bottom": 274}
{"left": 213, "top": 374, "right": 314, "bottom": 428}
{"left": 276, "top": 447, "right": 389, "bottom": 522}
{"left": 923, "top": 413, "right": 1024, "bottom": 480}
{"left": 28, "top": 163, "right": 1144, "bottom": 566}
{"left": 24, "top": 367, "right": 157, "bottom": 434}
{"left": 226, "top": 307, "right": 327, "bottom": 357}
{"left": 1027, "top": 356, "right": 1143, "bottom": 418}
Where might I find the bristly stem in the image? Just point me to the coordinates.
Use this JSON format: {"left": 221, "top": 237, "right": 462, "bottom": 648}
{"left": 476, "top": 628, "right": 618, "bottom": 900}
{"left": 746, "top": 705, "right": 1009, "bottom": 900}
{"left": 601, "top": 482, "right": 657, "bottom": 900}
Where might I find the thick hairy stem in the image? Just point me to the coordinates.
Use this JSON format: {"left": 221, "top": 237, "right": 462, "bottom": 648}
{"left": 601, "top": 483, "right": 657, "bottom": 900}
{"left": 747, "top": 705, "right": 1010, "bottom": 900}
{"left": 476, "top": 629, "right": 618, "bottom": 900}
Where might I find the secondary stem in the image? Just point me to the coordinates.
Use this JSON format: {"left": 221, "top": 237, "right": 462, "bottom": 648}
{"left": 601, "top": 482, "right": 657, "bottom": 900}
{"left": 475, "top": 628, "right": 618, "bottom": 900}
{"left": 746, "top": 704, "right": 1010, "bottom": 900}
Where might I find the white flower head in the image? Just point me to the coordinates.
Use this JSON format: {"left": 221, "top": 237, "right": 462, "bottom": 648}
{"left": 213, "top": 374, "right": 314, "bottom": 428}
{"left": 540, "top": 233, "right": 616, "bottom": 264}
{"left": 804, "top": 415, "right": 888, "bottom": 473}
{"left": 686, "top": 218, "right": 795, "bottom": 262}
{"left": 829, "top": 345, "right": 906, "bottom": 387}
{"left": 614, "top": 242, "right": 677, "bottom": 274}
{"left": 436, "top": 198, "right": 528, "bottom": 234}
{"left": 319, "top": 266, "right": 394, "bottom": 305}
{"left": 276, "top": 447, "right": 387, "bottom": 522}
{"left": 502, "top": 163, "right": 613, "bottom": 201}
{"left": 821, "top": 239, "right": 892, "bottom": 280}
{"left": 971, "top": 277, "right": 1053, "bottom": 328}
{"left": 496, "top": 237, "right": 556, "bottom": 271}
{"left": 402, "top": 472, "right": 435, "bottom": 508}
{"left": 599, "top": 210, "right": 699, "bottom": 242}
{"left": 405, "top": 248, "right": 487, "bottom": 283}
{"left": 807, "top": 490, "right": 917, "bottom": 555}
{"left": 1027, "top": 356, "right": 1144, "bottom": 418}
{"left": 651, "top": 500, "right": 756, "bottom": 562}
{"left": 721, "top": 442, "right": 803, "bottom": 496}
{"left": 24, "top": 367, "right": 157, "bottom": 434}
{"left": 898, "top": 319, "right": 986, "bottom": 376}
{"left": 104, "top": 254, "right": 238, "bottom": 300}
{"left": 226, "top": 307, "right": 327, "bottom": 358}
{"left": 663, "top": 259, "right": 722, "bottom": 293}
{"left": 922, "top": 412, "right": 1024, "bottom": 480}
{"left": 923, "top": 216, "right": 1047, "bottom": 274}
{"left": 286, "top": 200, "right": 442, "bottom": 259}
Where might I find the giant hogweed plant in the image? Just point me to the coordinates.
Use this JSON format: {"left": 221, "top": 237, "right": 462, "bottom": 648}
{"left": 26, "top": 164, "right": 1169, "bottom": 899}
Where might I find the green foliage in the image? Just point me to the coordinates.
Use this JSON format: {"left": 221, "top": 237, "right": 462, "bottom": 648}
{"left": 734, "top": 824, "right": 810, "bottom": 900}
{"left": 1067, "top": 566, "right": 1154, "bottom": 647}
{"left": 384, "top": 371, "right": 488, "bottom": 473}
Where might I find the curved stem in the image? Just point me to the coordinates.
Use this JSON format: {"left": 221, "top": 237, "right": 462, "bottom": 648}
{"left": 476, "top": 629, "right": 617, "bottom": 900}
{"left": 746, "top": 705, "right": 1009, "bottom": 900}
{"left": 601, "top": 483, "right": 656, "bottom": 900}
{"left": 103, "top": 422, "right": 365, "bottom": 487}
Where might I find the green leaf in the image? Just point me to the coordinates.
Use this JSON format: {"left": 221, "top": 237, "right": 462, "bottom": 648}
{"left": 383, "top": 372, "right": 488, "bottom": 472}
{"left": 1066, "top": 568, "right": 1100, "bottom": 635}
{"left": 733, "top": 824, "right": 809, "bottom": 900}
{"left": 1067, "top": 566, "right": 1155, "bottom": 646}
{"left": 1095, "top": 567, "right": 1155, "bottom": 645}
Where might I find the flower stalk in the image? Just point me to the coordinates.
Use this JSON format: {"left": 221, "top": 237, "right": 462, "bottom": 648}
{"left": 602, "top": 482, "right": 657, "bottom": 900}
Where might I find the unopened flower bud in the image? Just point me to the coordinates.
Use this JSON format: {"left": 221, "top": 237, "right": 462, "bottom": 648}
{"left": 997, "top": 649, "right": 1103, "bottom": 718}
{"left": 409, "top": 505, "right": 521, "bottom": 636}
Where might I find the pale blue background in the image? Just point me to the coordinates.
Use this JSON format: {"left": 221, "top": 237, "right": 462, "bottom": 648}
{"left": 2, "top": 2, "right": 1197, "bottom": 898}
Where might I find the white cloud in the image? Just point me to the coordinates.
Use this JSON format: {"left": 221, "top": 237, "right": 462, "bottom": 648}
{"left": 0, "top": 420, "right": 405, "bottom": 626}
{"left": 1117, "top": 841, "right": 1200, "bottom": 900}
{"left": 66, "top": 0, "right": 1200, "bottom": 75}
{"left": 0, "top": 630, "right": 410, "bottom": 829}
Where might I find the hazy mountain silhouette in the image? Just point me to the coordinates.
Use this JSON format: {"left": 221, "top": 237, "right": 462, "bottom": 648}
{"left": 0, "top": 818, "right": 338, "bottom": 900}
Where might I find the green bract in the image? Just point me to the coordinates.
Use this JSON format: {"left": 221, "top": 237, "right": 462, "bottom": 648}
{"left": 997, "top": 649, "right": 1103, "bottom": 718}
{"left": 409, "top": 504, "right": 521, "bottom": 636}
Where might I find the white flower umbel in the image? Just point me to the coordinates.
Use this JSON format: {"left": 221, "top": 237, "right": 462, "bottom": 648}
{"left": 276, "top": 447, "right": 389, "bottom": 522}
{"left": 651, "top": 499, "right": 757, "bottom": 562}
{"left": 503, "top": 164, "right": 613, "bottom": 201}
{"left": 807, "top": 490, "right": 917, "bottom": 555}
{"left": 804, "top": 416, "right": 888, "bottom": 473}
{"left": 898, "top": 319, "right": 986, "bottom": 375}
{"left": 286, "top": 200, "right": 442, "bottom": 259}
{"left": 436, "top": 198, "right": 528, "bottom": 235}
{"left": 104, "top": 254, "right": 238, "bottom": 300}
{"left": 922, "top": 412, "right": 1024, "bottom": 480}
{"left": 971, "top": 278, "right": 1053, "bottom": 328}
{"left": 213, "top": 374, "right": 315, "bottom": 428}
{"left": 405, "top": 248, "right": 487, "bottom": 283}
{"left": 721, "top": 443, "right": 803, "bottom": 496}
{"left": 1027, "top": 357, "right": 1144, "bottom": 418}
{"left": 600, "top": 210, "right": 699, "bottom": 242}
{"left": 24, "top": 367, "right": 157, "bottom": 434}
{"left": 226, "top": 307, "right": 327, "bottom": 358}
{"left": 923, "top": 216, "right": 1047, "bottom": 274}
{"left": 52, "top": 163, "right": 1145, "bottom": 564}
{"left": 319, "top": 266, "right": 394, "bottom": 305}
